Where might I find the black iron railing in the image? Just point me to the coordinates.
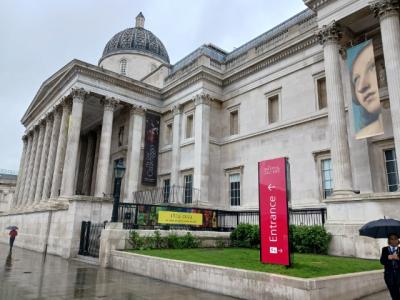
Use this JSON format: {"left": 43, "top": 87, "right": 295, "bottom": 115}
{"left": 132, "top": 185, "right": 201, "bottom": 205}
{"left": 114, "top": 202, "right": 327, "bottom": 231}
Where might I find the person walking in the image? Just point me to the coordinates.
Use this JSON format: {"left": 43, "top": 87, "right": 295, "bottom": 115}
{"left": 380, "top": 233, "right": 400, "bottom": 299}
{"left": 9, "top": 228, "right": 18, "bottom": 251}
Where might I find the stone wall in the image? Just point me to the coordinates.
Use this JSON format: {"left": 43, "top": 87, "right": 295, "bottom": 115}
{"left": 108, "top": 250, "right": 386, "bottom": 300}
{"left": 99, "top": 225, "right": 231, "bottom": 267}
{"left": 0, "top": 198, "right": 112, "bottom": 258}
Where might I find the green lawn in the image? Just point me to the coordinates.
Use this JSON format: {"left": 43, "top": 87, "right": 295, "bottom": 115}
{"left": 128, "top": 248, "right": 382, "bottom": 278}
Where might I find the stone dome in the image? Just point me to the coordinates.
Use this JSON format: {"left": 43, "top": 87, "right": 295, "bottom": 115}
{"left": 100, "top": 13, "right": 170, "bottom": 64}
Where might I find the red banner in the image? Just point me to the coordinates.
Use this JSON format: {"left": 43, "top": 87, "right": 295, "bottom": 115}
{"left": 258, "top": 157, "right": 290, "bottom": 266}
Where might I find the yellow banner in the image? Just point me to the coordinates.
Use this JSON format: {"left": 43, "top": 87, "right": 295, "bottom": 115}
{"left": 158, "top": 211, "right": 203, "bottom": 225}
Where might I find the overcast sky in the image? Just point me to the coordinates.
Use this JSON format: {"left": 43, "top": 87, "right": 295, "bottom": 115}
{"left": 0, "top": 0, "right": 307, "bottom": 171}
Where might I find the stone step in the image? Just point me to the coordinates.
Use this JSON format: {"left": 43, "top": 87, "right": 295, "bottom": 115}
{"left": 72, "top": 254, "right": 99, "bottom": 265}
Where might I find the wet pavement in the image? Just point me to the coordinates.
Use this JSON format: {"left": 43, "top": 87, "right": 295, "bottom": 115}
{"left": 0, "top": 243, "right": 237, "bottom": 300}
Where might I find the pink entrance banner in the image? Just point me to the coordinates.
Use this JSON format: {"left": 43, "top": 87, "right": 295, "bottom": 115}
{"left": 258, "top": 157, "right": 290, "bottom": 266}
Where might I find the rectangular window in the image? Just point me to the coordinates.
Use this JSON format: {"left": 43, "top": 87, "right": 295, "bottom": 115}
{"left": 321, "top": 158, "right": 333, "bottom": 198}
{"left": 268, "top": 94, "right": 279, "bottom": 124}
{"left": 166, "top": 123, "right": 173, "bottom": 145}
{"left": 163, "top": 179, "right": 170, "bottom": 203}
{"left": 317, "top": 77, "right": 327, "bottom": 109}
{"left": 183, "top": 175, "right": 193, "bottom": 204}
{"left": 230, "top": 110, "right": 239, "bottom": 135}
{"left": 229, "top": 173, "right": 241, "bottom": 206}
{"left": 384, "top": 149, "right": 399, "bottom": 192}
{"left": 186, "top": 114, "right": 194, "bottom": 139}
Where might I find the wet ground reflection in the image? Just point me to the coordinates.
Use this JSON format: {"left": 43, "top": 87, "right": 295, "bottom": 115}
{"left": 0, "top": 244, "right": 236, "bottom": 300}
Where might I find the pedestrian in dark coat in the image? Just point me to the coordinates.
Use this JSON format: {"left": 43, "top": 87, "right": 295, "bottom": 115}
{"left": 9, "top": 229, "right": 17, "bottom": 251}
{"left": 381, "top": 233, "right": 400, "bottom": 299}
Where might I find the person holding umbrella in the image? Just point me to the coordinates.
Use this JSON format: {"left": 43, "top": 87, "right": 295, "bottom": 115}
{"left": 360, "top": 218, "right": 400, "bottom": 299}
{"left": 381, "top": 233, "right": 400, "bottom": 299}
{"left": 6, "top": 226, "right": 18, "bottom": 252}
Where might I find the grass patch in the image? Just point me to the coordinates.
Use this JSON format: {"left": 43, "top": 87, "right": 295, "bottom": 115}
{"left": 128, "top": 248, "right": 382, "bottom": 278}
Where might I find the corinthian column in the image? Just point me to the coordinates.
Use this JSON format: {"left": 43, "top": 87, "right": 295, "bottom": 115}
{"left": 50, "top": 99, "right": 71, "bottom": 198}
{"left": 18, "top": 132, "right": 33, "bottom": 208}
{"left": 124, "top": 105, "right": 145, "bottom": 202}
{"left": 371, "top": 0, "right": 400, "bottom": 166}
{"left": 60, "top": 88, "right": 86, "bottom": 197}
{"left": 13, "top": 135, "right": 28, "bottom": 207}
{"left": 194, "top": 94, "right": 211, "bottom": 204}
{"left": 42, "top": 105, "right": 62, "bottom": 200}
{"left": 317, "top": 21, "right": 354, "bottom": 196}
{"left": 34, "top": 114, "right": 53, "bottom": 203}
{"left": 170, "top": 104, "right": 183, "bottom": 189}
{"left": 27, "top": 121, "right": 46, "bottom": 205}
{"left": 95, "top": 97, "right": 118, "bottom": 197}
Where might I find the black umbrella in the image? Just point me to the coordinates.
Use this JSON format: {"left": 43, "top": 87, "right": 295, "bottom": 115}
{"left": 359, "top": 218, "right": 400, "bottom": 239}
{"left": 5, "top": 226, "right": 18, "bottom": 230}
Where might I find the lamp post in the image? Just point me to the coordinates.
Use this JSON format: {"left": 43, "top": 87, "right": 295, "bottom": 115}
{"left": 111, "top": 160, "right": 125, "bottom": 222}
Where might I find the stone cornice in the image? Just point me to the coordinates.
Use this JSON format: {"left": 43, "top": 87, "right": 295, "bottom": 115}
{"left": 303, "top": 0, "right": 334, "bottom": 11}
{"left": 223, "top": 35, "right": 319, "bottom": 86}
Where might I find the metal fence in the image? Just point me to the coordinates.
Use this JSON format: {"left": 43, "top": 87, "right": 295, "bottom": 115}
{"left": 78, "top": 221, "right": 104, "bottom": 257}
{"left": 133, "top": 185, "right": 201, "bottom": 206}
{"left": 115, "top": 203, "right": 326, "bottom": 231}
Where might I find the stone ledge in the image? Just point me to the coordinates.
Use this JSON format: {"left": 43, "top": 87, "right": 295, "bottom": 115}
{"left": 325, "top": 192, "right": 400, "bottom": 203}
{"left": 108, "top": 250, "right": 386, "bottom": 300}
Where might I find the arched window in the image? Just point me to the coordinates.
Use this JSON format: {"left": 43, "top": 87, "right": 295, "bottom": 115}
{"left": 120, "top": 59, "right": 127, "bottom": 75}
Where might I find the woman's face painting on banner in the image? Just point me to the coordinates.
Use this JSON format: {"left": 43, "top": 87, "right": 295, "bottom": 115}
{"left": 347, "top": 40, "right": 384, "bottom": 139}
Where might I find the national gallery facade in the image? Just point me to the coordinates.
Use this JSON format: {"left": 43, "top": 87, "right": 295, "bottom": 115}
{"left": 1, "top": 0, "right": 400, "bottom": 258}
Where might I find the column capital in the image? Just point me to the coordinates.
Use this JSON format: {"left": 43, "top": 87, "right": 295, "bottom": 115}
{"left": 45, "top": 111, "right": 54, "bottom": 122}
{"left": 370, "top": 0, "right": 399, "bottom": 19}
{"left": 22, "top": 134, "right": 28, "bottom": 143}
{"left": 317, "top": 21, "right": 343, "bottom": 45}
{"left": 102, "top": 97, "right": 119, "bottom": 111}
{"left": 171, "top": 104, "right": 183, "bottom": 116}
{"left": 194, "top": 93, "right": 212, "bottom": 106}
{"left": 129, "top": 104, "right": 145, "bottom": 116}
{"left": 71, "top": 88, "right": 87, "bottom": 103}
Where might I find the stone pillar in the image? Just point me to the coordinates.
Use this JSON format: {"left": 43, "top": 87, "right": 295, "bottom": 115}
{"left": 42, "top": 105, "right": 62, "bottom": 200}
{"left": 317, "top": 21, "right": 353, "bottom": 195}
{"left": 34, "top": 114, "right": 53, "bottom": 203}
{"left": 60, "top": 88, "right": 86, "bottom": 197}
{"left": 170, "top": 104, "right": 183, "bottom": 189}
{"left": 13, "top": 135, "right": 28, "bottom": 207}
{"left": 82, "top": 132, "right": 96, "bottom": 195}
{"left": 18, "top": 133, "right": 33, "bottom": 208}
{"left": 91, "top": 130, "right": 101, "bottom": 196}
{"left": 194, "top": 94, "right": 211, "bottom": 204}
{"left": 95, "top": 98, "right": 118, "bottom": 197}
{"left": 371, "top": 0, "right": 400, "bottom": 166}
{"left": 27, "top": 121, "right": 46, "bottom": 205}
{"left": 124, "top": 105, "right": 145, "bottom": 202}
{"left": 50, "top": 100, "right": 71, "bottom": 198}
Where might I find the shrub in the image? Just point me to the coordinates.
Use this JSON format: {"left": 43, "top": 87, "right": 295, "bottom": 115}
{"left": 128, "top": 231, "right": 200, "bottom": 250}
{"left": 230, "top": 224, "right": 260, "bottom": 248}
{"left": 230, "top": 224, "right": 331, "bottom": 254}
{"left": 291, "top": 225, "right": 332, "bottom": 254}
{"left": 128, "top": 230, "right": 144, "bottom": 249}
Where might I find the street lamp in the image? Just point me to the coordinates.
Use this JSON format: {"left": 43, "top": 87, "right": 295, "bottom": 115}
{"left": 111, "top": 160, "right": 126, "bottom": 222}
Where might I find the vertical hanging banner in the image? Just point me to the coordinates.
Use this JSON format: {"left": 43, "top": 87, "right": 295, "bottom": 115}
{"left": 142, "top": 112, "right": 160, "bottom": 185}
{"left": 347, "top": 40, "right": 384, "bottom": 139}
{"left": 258, "top": 157, "right": 290, "bottom": 266}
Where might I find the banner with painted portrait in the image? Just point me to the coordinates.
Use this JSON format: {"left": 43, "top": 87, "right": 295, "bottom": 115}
{"left": 346, "top": 40, "right": 384, "bottom": 139}
{"left": 142, "top": 112, "right": 160, "bottom": 185}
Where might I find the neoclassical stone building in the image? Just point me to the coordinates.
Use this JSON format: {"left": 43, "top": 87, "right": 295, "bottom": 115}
{"left": 1, "top": 0, "right": 400, "bottom": 258}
